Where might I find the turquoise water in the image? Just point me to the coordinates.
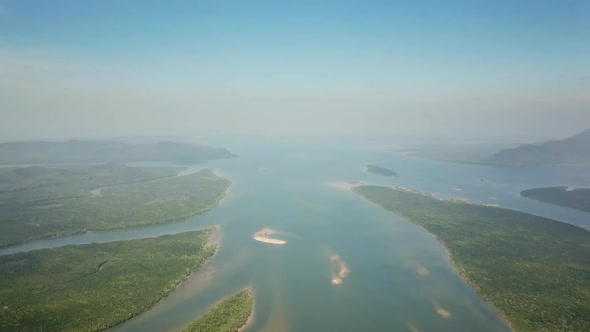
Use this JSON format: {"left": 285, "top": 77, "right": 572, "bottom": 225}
{"left": 2, "top": 140, "right": 589, "bottom": 331}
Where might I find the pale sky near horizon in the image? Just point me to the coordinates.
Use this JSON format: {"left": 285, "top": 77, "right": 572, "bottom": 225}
{"left": 0, "top": 0, "right": 589, "bottom": 143}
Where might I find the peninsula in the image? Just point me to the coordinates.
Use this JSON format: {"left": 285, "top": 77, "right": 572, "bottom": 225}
{"left": 0, "top": 229, "right": 216, "bottom": 332}
{"left": 521, "top": 186, "right": 590, "bottom": 212}
{"left": 181, "top": 288, "right": 254, "bottom": 332}
{"left": 353, "top": 185, "right": 590, "bottom": 332}
{"left": 0, "top": 165, "right": 230, "bottom": 246}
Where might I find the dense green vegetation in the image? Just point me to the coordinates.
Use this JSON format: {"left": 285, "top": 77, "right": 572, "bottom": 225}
{"left": 0, "top": 230, "right": 216, "bottom": 332}
{"left": 0, "top": 140, "right": 235, "bottom": 165}
{"left": 366, "top": 164, "right": 397, "bottom": 177}
{"left": 0, "top": 165, "right": 230, "bottom": 246}
{"left": 353, "top": 185, "right": 590, "bottom": 332}
{"left": 182, "top": 289, "right": 253, "bottom": 332}
{"left": 521, "top": 186, "right": 590, "bottom": 212}
{"left": 0, "top": 163, "right": 178, "bottom": 201}
{"left": 487, "top": 128, "right": 590, "bottom": 166}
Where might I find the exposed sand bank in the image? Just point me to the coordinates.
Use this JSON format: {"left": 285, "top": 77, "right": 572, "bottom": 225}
{"left": 254, "top": 236, "right": 286, "bottom": 245}
{"left": 253, "top": 228, "right": 287, "bottom": 245}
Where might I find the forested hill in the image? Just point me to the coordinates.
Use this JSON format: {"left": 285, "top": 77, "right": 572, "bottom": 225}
{"left": 0, "top": 140, "right": 236, "bottom": 164}
{"left": 486, "top": 129, "right": 590, "bottom": 166}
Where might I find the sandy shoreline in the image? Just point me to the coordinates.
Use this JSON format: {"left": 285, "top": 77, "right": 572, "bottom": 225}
{"left": 238, "top": 286, "right": 255, "bottom": 332}
{"left": 165, "top": 169, "right": 231, "bottom": 220}
{"left": 204, "top": 225, "right": 222, "bottom": 250}
{"left": 253, "top": 228, "right": 287, "bottom": 245}
{"left": 216, "top": 182, "right": 232, "bottom": 206}
{"left": 356, "top": 189, "right": 515, "bottom": 331}
{"left": 330, "top": 181, "right": 367, "bottom": 192}
{"left": 122, "top": 227, "right": 220, "bottom": 332}
{"left": 447, "top": 197, "right": 469, "bottom": 203}
{"left": 173, "top": 226, "right": 220, "bottom": 290}
{"left": 212, "top": 168, "right": 232, "bottom": 206}
{"left": 435, "top": 236, "right": 514, "bottom": 330}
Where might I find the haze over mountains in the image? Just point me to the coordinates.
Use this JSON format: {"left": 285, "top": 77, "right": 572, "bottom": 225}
{"left": 0, "top": 141, "right": 236, "bottom": 165}
{"left": 487, "top": 129, "right": 590, "bottom": 166}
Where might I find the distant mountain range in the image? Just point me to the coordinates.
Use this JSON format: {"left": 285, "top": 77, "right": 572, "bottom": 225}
{"left": 0, "top": 140, "right": 236, "bottom": 165}
{"left": 486, "top": 129, "right": 590, "bottom": 166}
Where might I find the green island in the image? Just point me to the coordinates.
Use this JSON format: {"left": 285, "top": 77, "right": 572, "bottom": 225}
{"left": 352, "top": 185, "right": 590, "bottom": 332}
{"left": 182, "top": 289, "right": 253, "bottom": 332}
{"left": 521, "top": 186, "right": 590, "bottom": 212}
{"left": 0, "top": 164, "right": 230, "bottom": 246}
{"left": 366, "top": 164, "right": 398, "bottom": 177}
{"left": 0, "top": 229, "right": 216, "bottom": 331}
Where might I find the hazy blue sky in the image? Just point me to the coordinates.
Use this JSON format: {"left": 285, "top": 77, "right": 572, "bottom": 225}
{"left": 1, "top": 0, "right": 589, "bottom": 142}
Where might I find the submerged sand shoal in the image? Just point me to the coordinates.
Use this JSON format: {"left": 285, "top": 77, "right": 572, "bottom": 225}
{"left": 329, "top": 253, "right": 350, "bottom": 286}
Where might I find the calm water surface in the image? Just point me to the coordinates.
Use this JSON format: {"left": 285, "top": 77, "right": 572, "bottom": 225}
{"left": 2, "top": 140, "right": 589, "bottom": 332}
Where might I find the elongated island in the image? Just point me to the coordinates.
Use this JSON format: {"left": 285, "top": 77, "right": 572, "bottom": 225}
{"left": 352, "top": 185, "right": 590, "bottom": 332}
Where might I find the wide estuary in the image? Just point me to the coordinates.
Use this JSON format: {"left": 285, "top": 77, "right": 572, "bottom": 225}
{"left": 2, "top": 140, "right": 589, "bottom": 332}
